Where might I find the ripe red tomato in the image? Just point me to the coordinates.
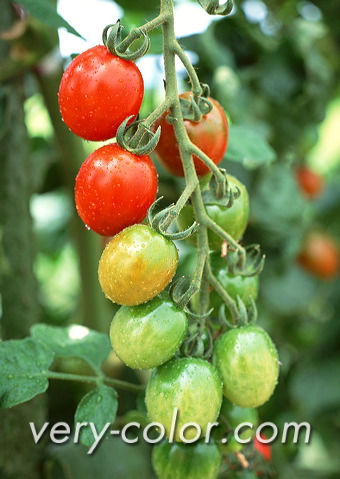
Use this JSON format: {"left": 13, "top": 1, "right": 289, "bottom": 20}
{"left": 298, "top": 231, "right": 339, "bottom": 279}
{"left": 75, "top": 143, "right": 158, "bottom": 236}
{"left": 58, "top": 45, "right": 144, "bottom": 141}
{"left": 296, "top": 166, "right": 324, "bottom": 199}
{"left": 254, "top": 434, "right": 272, "bottom": 462}
{"left": 153, "top": 92, "right": 228, "bottom": 176}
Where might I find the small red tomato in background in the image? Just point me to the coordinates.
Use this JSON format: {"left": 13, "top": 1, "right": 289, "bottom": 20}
{"left": 153, "top": 91, "right": 228, "bottom": 176}
{"left": 296, "top": 166, "right": 324, "bottom": 199}
{"left": 75, "top": 143, "right": 158, "bottom": 236}
{"left": 254, "top": 434, "right": 272, "bottom": 462}
{"left": 298, "top": 231, "right": 339, "bottom": 279}
{"left": 58, "top": 45, "right": 144, "bottom": 141}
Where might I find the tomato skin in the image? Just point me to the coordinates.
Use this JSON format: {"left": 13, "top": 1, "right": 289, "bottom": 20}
{"left": 109, "top": 293, "right": 188, "bottom": 369}
{"left": 153, "top": 92, "right": 228, "bottom": 177}
{"left": 296, "top": 166, "right": 324, "bottom": 199}
{"left": 254, "top": 434, "right": 272, "bottom": 462}
{"left": 98, "top": 224, "right": 178, "bottom": 306}
{"left": 298, "top": 231, "right": 339, "bottom": 279}
{"left": 177, "top": 175, "right": 249, "bottom": 251}
{"left": 75, "top": 144, "right": 158, "bottom": 236}
{"left": 58, "top": 45, "right": 144, "bottom": 141}
{"left": 213, "top": 326, "right": 279, "bottom": 408}
{"left": 145, "top": 357, "right": 223, "bottom": 442}
{"left": 152, "top": 440, "right": 222, "bottom": 479}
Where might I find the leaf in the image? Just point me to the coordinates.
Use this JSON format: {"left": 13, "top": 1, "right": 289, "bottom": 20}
{"left": 0, "top": 338, "right": 54, "bottom": 408}
{"left": 225, "top": 125, "right": 277, "bottom": 168}
{"left": 31, "top": 324, "right": 111, "bottom": 371}
{"left": 19, "top": 0, "right": 82, "bottom": 38}
{"left": 74, "top": 385, "right": 118, "bottom": 448}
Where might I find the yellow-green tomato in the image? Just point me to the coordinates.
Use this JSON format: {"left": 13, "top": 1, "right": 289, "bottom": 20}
{"left": 177, "top": 175, "right": 249, "bottom": 251}
{"left": 213, "top": 326, "right": 279, "bottom": 408}
{"left": 152, "top": 440, "right": 222, "bottom": 479}
{"left": 145, "top": 358, "right": 223, "bottom": 442}
{"left": 109, "top": 293, "right": 188, "bottom": 369}
{"left": 98, "top": 224, "right": 178, "bottom": 306}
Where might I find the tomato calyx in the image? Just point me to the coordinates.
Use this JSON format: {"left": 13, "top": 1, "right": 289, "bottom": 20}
{"left": 102, "top": 20, "right": 150, "bottom": 61}
{"left": 197, "top": 0, "right": 234, "bottom": 16}
{"left": 116, "top": 115, "right": 161, "bottom": 156}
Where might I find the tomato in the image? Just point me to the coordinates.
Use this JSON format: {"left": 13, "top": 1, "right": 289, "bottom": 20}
{"left": 145, "top": 357, "right": 223, "bottom": 442}
{"left": 75, "top": 143, "right": 158, "bottom": 236}
{"left": 214, "top": 399, "right": 259, "bottom": 454}
{"left": 213, "top": 326, "right": 279, "bottom": 408}
{"left": 298, "top": 231, "right": 339, "bottom": 279}
{"left": 296, "top": 166, "right": 324, "bottom": 199}
{"left": 153, "top": 92, "right": 228, "bottom": 177}
{"left": 254, "top": 434, "right": 272, "bottom": 462}
{"left": 109, "top": 292, "right": 188, "bottom": 369}
{"left": 152, "top": 440, "right": 222, "bottom": 479}
{"left": 177, "top": 175, "right": 249, "bottom": 251}
{"left": 98, "top": 224, "right": 178, "bottom": 306}
{"left": 58, "top": 45, "right": 144, "bottom": 141}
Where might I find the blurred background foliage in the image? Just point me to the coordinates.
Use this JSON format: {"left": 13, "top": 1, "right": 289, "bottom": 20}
{"left": 1, "top": 0, "right": 339, "bottom": 478}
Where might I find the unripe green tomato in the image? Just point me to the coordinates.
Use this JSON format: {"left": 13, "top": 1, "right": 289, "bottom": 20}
{"left": 109, "top": 293, "right": 188, "bottom": 369}
{"left": 177, "top": 174, "right": 249, "bottom": 251}
{"left": 213, "top": 326, "right": 279, "bottom": 408}
{"left": 152, "top": 440, "right": 222, "bottom": 479}
{"left": 145, "top": 358, "right": 223, "bottom": 442}
{"left": 98, "top": 224, "right": 178, "bottom": 306}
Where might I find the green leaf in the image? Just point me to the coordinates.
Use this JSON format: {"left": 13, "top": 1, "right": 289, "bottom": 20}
{"left": 0, "top": 338, "right": 54, "bottom": 408}
{"left": 225, "top": 125, "right": 277, "bottom": 168}
{"left": 31, "top": 324, "right": 111, "bottom": 371}
{"left": 74, "top": 385, "right": 118, "bottom": 448}
{"left": 19, "top": 0, "right": 82, "bottom": 38}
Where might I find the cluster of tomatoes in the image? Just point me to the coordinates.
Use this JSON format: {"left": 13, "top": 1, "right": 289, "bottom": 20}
{"left": 58, "top": 43, "right": 279, "bottom": 479}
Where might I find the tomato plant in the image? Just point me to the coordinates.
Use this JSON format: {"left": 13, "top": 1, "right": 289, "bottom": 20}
{"left": 298, "top": 231, "right": 339, "bottom": 279}
{"left": 58, "top": 45, "right": 144, "bottom": 141}
{"left": 296, "top": 166, "right": 324, "bottom": 199}
{"left": 75, "top": 143, "right": 158, "bottom": 236}
{"left": 109, "top": 292, "right": 188, "bottom": 369}
{"left": 153, "top": 91, "right": 228, "bottom": 177}
{"left": 213, "top": 326, "right": 279, "bottom": 408}
{"left": 152, "top": 440, "right": 222, "bottom": 479}
{"left": 145, "top": 357, "right": 223, "bottom": 442}
{"left": 177, "top": 174, "right": 249, "bottom": 250}
{"left": 98, "top": 224, "right": 178, "bottom": 306}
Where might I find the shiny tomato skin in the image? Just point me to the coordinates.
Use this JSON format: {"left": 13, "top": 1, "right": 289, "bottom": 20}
{"left": 298, "top": 231, "right": 339, "bottom": 279}
{"left": 75, "top": 143, "right": 158, "bottom": 236}
{"left": 98, "top": 224, "right": 178, "bottom": 306}
{"left": 213, "top": 326, "right": 279, "bottom": 408}
{"left": 145, "top": 357, "right": 223, "bottom": 442}
{"left": 153, "top": 92, "right": 228, "bottom": 177}
{"left": 152, "top": 440, "right": 222, "bottom": 479}
{"left": 109, "top": 292, "right": 188, "bottom": 369}
{"left": 58, "top": 45, "right": 144, "bottom": 141}
{"left": 296, "top": 166, "right": 324, "bottom": 199}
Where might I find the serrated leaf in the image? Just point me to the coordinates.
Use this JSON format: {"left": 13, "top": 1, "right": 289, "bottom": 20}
{"left": 19, "top": 0, "right": 82, "bottom": 38}
{"left": 0, "top": 338, "right": 54, "bottom": 408}
{"left": 31, "top": 324, "right": 111, "bottom": 371}
{"left": 74, "top": 385, "right": 118, "bottom": 448}
{"left": 225, "top": 125, "right": 277, "bottom": 168}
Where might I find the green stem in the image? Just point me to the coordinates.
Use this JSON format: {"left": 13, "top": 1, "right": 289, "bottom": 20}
{"left": 119, "top": 12, "right": 168, "bottom": 52}
{"left": 173, "top": 41, "right": 202, "bottom": 96}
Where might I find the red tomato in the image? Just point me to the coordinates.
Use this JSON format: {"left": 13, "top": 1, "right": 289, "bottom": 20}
{"left": 58, "top": 45, "right": 144, "bottom": 141}
{"left": 254, "top": 434, "right": 272, "bottom": 462}
{"left": 75, "top": 144, "right": 158, "bottom": 236}
{"left": 298, "top": 231, "right": 339, "bottom": 279}
{"left": 296, "top": 166, "right": 324, "bottom": 199}
{"left": 153, "top": 92, "right": 228, "bottom": 176}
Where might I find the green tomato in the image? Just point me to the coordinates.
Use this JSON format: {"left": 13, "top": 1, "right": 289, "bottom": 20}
{"left": 109, "top": 293, "right": 188, "bottom": 369}
{"left": 145, "top": 358, "right": 223, "bottom": 442}
{"left": 152, "top": 440, "right": 222, "bottom": 479}
{"left": 177, "top": 174, "right": 249, "bottom": 251}
{"left": 213, "top": 326, "right": 279, "bottom": 408}
{"left": 98, "top": 224, "right": 178, "bottom": 306}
